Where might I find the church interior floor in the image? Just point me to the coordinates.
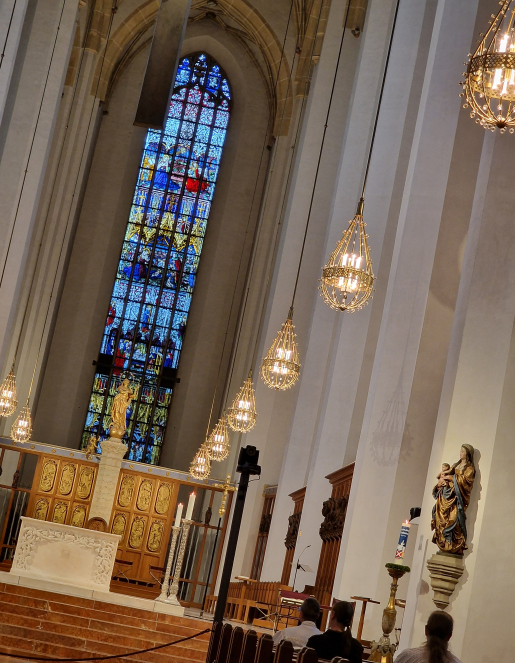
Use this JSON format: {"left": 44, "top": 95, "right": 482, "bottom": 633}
{"left": 0, "top": 583, "right": 210, "bottom": 663}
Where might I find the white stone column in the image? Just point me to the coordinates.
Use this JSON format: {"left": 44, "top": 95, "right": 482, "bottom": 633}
{"left": 88, "top": 438, "right": 127, "bottom": 523}
{"left": 329, "top": 0, "right": 485, "bottom": 641}
{"left": 0, "top": 0, "right": 29, "bottom": 125}
{"left": 260, "top": 0, "right": 437, "bottom": 585}
{"left": 399, "top": 127, "right": 515, "bottom": 662}
{"left": 0, "top": 0, "right": 78, "bottom": 392}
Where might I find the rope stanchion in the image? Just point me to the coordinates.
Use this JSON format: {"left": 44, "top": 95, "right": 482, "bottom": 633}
{"left": 0, "top": 628, "right": 212, "bottom": 662}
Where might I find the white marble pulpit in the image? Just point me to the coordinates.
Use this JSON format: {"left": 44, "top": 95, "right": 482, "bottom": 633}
{"left": 11, "top": 517, "right": 120, "bottom": 592}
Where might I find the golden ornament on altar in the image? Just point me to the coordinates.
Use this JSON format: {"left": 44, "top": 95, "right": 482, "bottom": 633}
{"left": 227, "top": 373, "right": 257, "bottom": 433}
{"left": 261, "top": 307, "right": 300, "bottom": 390}
{"left": 320, "top": 198, "right": 375, "bottom": 312}
{"left": 206, "top": 416, "right": 230, "bottom": 461}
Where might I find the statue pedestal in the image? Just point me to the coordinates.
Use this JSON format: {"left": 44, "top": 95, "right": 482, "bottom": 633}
{"left": 427, "top": 551, "right": 464, "bottom": 609}
{"left": 11, "top": 517, "right": 120, "bottom": 591}
{"left": 89, "top": 437, "right": 127, "bottom": 523}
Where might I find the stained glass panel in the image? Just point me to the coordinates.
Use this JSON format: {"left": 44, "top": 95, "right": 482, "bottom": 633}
{"left": 81, "top": 53, "right": 231, "bottom": 465}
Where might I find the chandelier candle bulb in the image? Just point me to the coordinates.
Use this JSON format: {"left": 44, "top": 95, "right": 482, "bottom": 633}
{"left": 395, "top": 520, "right": 411, "bottom": 560}
{"left": 186, "top": 492, "right": 196, "bottom": 520}
{"left": 174, "top": 503, "right": 183, "bottom": 527}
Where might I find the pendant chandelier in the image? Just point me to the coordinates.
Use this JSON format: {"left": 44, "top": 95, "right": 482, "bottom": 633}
{"left": 0, "top": 365, "right": 17, "bottom": 417}
{"left": 462, "top": 0, "right": 515, "bottom": 132}
{"left": 190, "top": 444, "right": 211, "bottom": 480}
{"left": 261, "top": 307, "right": 300, "bottom": 390}
{"left": 227, "top": 372, "right": 257, "bottom": 432}
{"left": 11, "top": 402, "right": 32, "bottom": 443}
{"left": 320, "top": 0, "right": 401, "bottom": 311}
{"left": 206, "top": 415, "right": 230, "bottom": 461}
{"left": 320, "top": 198, "right": 374, "bottom": 311}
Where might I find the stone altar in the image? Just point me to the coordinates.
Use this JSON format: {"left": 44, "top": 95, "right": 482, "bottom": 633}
{"left": 11, "top": 517, "right": 120, "bottom": 592}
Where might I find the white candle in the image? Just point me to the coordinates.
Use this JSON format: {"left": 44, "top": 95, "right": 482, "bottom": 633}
{"left": 174, "top": 503, "right": 183, "bottom": 527}
{"left": 185, "top": 492, "right": 196, "bottom": 520}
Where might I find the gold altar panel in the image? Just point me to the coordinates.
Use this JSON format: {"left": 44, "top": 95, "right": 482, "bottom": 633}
{"left": 155, "top": 483, "right": 171, "bottom": 514}
{"left": 71, "top": 504, "right": 87, "bottom": 527}
{"left": 40, "top": 460, "right": 57, "bottom": 492}
{"left": 28, "top": 454, "right": 97, "bottom": 528}
{"left": 128, "top": 515, "right": 147, "bottom": 549}
{"left": 147, "top": 520, "right": 163, "bottom": 552}
{"left": 136, "top": 480, "right": 153, "bottom": 511}
{"left": 58, "top": 464, "right": 76, "bottom": 496}
{"left": 118, "top": 475, "right": 135, "bottom": 507}
{"left": 111, "top": 512, "right": 127, "bottom": 542}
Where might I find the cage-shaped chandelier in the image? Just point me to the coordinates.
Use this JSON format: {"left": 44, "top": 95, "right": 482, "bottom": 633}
{"left": 206, "top": 416, "right": 230, "bottom": 461}
{"left": 11, "top": 403, "right": 32, "bottom": 443}
{"left": 261, "top": 308, "right": 300, "bottom": 390}
{"left": 0, "top": 366, "right": 17, "bottom": 417}
{"left": 462, "top": 0, "right": 515, "bottom": 132}
{"left": 227, "top": 373, "right": 257, "bottom": 432}
{"left": 320, "top": 198, "right": 375, "bottom": 312}
{"left": 190, "top": 444, "right": 211, "bottom": 480}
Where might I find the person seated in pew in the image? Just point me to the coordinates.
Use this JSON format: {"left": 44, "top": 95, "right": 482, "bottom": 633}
{"left": 306, "top": 601, "right": 363, "bottom": 663}
{"left": 395, "top": 611, "right": 462, "bottom": 663}
{"left": 273, "top": 597, "right": 322, "bottom": 648}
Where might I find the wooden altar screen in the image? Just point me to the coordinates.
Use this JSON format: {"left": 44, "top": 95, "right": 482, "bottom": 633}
{"left": 313, "top": 463, "right": 354, "bottom": 606}
{"left": 280, "top": 486, "right": 306, "bottom": 585}
{"left": 250, "top": 484, "right": 276, "bottom": 580}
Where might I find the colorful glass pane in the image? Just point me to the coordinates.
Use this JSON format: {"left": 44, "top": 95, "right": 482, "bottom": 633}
{"left": 81, "top": 53, "right": 231, "bottom": 464}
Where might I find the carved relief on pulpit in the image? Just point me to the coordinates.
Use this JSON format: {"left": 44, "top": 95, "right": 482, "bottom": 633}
{"left": 284, "top": 512, "right": 301, "bottom": 549}
{"left": 319, "top": 496, "right": 348, "bottom": 541}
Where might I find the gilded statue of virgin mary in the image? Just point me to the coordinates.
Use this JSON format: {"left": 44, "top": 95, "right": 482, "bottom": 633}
{"left": 109, "top": 378, "right": 137, "bottom": 439}
{"left": 431, "top": 444, "right": 475, "bottom": 555}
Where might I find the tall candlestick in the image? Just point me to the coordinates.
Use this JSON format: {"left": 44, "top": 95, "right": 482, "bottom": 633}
{"left": 395, "top": 520, "right": 410, "bottom": 560}
{"left": 174, "top": 503, "right": 183, "bottom": 527}
{"left": 186, "top": 492, "right": 195, "bottom": 520}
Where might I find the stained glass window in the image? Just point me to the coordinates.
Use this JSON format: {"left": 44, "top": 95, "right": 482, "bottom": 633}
{"left": 81, "top": 53, "right": 231, "bottom": 465}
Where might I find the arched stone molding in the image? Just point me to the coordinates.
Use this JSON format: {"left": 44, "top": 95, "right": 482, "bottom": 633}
{"left": 91, "top": 0, "right": 293, "bottom": 135}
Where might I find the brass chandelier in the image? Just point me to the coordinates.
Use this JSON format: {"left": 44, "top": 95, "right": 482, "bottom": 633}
{"left": 190, "top": 444, "right": 211, "bottom": 480}
{"left": 261, "top": 308, "right": 300, "bottom": 390}
{"left": 11, "top": 403, "right": 32, "bottom": 443}
{"left": 227, "top": 372, "right": 257, "bottom": 432}
{"left": 0, "top": 364, "right": 17, "bottom": 417}
{"left": 462, "top": 0, "right": 515, "bottom": 132}
{"left": 320, "top": 0, "right": 402, "bottom": 311}
{"left": 206, "top": 415, "right": 230, "bottom": 461}
{"left": 320, "top": 198, "right": 375, "bottom": 311}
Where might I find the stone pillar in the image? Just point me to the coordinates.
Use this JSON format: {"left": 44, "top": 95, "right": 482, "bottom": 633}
{"left": 0, "top": 0, "right": 29, "bottom": 124}
{"left": 329, "top": 0, "right": 485, "bottom": 642}
{"left": 399, "top": 126, "right": 515, "bottom": 662}
{"left": 88, "top": 438, "right": 127, "bottom": 523}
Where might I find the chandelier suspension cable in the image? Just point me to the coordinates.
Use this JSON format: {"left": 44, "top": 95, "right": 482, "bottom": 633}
{"left": 358, "top": 0, "right": 401, "bottom": 206}
{"left": 191, "top": 0, "right": 297, "bottom": 470}
{"left": 222, "top": 0, "right": 327, "bottom": 397}
{"left": 7, "top": 2, "right": 119, "bottom": 441}
{"left": 290, "top": 0, "right": 354, "bottom": 308}
{"left": 0, "top": 0, "right": 19, "bottom": 71}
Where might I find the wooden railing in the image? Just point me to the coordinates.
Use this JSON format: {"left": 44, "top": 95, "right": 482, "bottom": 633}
{"left": 206, "top": 622, "right": 352, "bottom": 663}
{"left": 205, "top": 580, "right": 291, "bottom": 624}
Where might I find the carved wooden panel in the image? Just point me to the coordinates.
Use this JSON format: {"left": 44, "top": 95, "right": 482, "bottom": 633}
{"left": 281, "top": 486, "right": 306, "bottom": 586}
{"left": 250, "top": 485, "right": 277, "bottom": 580}
{"left": 27, "top": 454, "right": 97, "bottom": 529}
{"left": 313, "top": 463, "right": 354, "bottom": 606}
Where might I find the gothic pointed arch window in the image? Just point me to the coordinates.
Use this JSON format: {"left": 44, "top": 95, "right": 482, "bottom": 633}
{"left": 82, "top": 53, "right": 231, "bottom": 465}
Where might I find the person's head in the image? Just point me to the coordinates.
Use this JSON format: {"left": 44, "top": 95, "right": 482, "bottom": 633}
{"left": 299, "top": 597, "right": 320, "bottom": 624}
{"left": 329, "top": 601, "right": 354, "bottom": 631}
{"left": 424, "top": 611, "right": 454, "bottom": 663}
{"left": 441, "top": 463, "right": 450, "bottom": 473}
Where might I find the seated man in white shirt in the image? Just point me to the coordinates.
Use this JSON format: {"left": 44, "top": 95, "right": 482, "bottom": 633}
{"left": 272, "top": 597, "right": 322, "bottom": 649}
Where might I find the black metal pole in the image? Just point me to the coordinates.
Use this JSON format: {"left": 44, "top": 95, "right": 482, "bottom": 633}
{"left": 213, "top": 471, "right": 250, "bottom": 623}
{"left": 200, "top": 517, "right": 222, "bottom": 617}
